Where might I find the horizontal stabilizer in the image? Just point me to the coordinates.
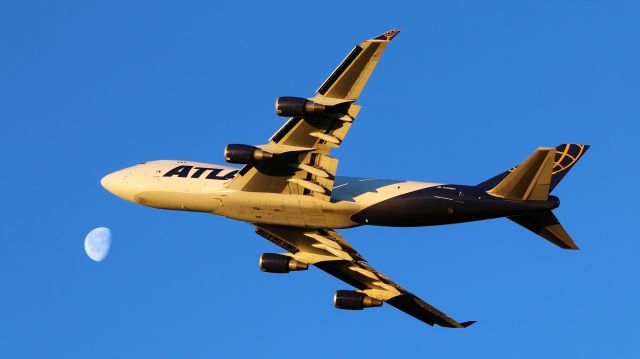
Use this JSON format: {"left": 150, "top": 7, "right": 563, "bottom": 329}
{"left": 488, "top": 148, "right": 555, "bottom": 201}
{"left": 509, "top": 210, "right": 578, "bottom": 250}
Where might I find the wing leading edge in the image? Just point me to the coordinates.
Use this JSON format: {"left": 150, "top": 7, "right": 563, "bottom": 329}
{"left": 255, "top": 224, "right": 475, "bottom": 328}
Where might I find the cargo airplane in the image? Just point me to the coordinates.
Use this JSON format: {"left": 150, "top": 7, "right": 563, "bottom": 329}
{"left": 101, "top": 30, "right": 589, "bottom": 328}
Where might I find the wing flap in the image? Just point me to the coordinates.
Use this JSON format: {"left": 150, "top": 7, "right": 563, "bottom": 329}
{"left": 386, "top": 294, "right": 471, "bottom": 328}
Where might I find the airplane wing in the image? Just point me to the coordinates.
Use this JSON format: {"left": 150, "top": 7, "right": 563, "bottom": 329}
{"left": 255, "top": 224, "right": 475, "bottom": 328}
{"left": 225, "top": 30, "right": 401, "bottom": 201}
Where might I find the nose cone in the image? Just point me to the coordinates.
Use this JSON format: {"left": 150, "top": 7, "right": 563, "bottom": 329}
{"left": 100, "top": 172, "right": 115, "bottom": 192}
{"left": 101, "top": 170, "right": 136, "bottom": 202}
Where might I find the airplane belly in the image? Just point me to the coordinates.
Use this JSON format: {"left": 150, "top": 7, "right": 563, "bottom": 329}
{"left": 350, "top": 185, "right": 558, "bottom": 227}
{"left": 216, "top": 192, "right": 361, "bottom": 229}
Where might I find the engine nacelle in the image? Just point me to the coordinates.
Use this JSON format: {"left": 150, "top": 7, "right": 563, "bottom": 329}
{"left": 259, "top": 253, "right": 308, "bottom": 273}
{"left": 224, "top": 144, "right": 274, "bottom": 164}
{"left": 275, "top": 97, "right": 326, "bottom": 117}
{"left": 333, "top": 290, "right": 383, "bottom": 310}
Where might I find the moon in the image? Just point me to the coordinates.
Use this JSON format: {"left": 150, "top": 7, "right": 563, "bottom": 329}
{"left": 84, "top": 227, "right": 111, "bottom": 262}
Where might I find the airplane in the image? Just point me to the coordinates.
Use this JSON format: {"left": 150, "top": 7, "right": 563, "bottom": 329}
{"left": 101, "top": 30, "right": 589, "bottom": 328}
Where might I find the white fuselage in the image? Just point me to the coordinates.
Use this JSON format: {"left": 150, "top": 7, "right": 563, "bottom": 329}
{"left": 101, "top": 160, "right": 440, "bottom": 229}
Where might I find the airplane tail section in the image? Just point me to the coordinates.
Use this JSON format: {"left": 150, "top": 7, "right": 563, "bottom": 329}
{"left": 477, "top": 144, "right": 589, "bottom": 250}
{"left": 508, "top": 210, "right": 579, "bottom": 250}
{"left": 478, "top": 144, "right": 590, "bottom": 193}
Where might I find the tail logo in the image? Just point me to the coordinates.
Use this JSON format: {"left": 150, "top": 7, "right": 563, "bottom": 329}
{"left": 507, "top": 144, "right": 588, "bottom": 174}
{"left": 374, "top": 30, "right": 401, "bottom": 41}
{"left": 552, "top": 144, "right": 587, "bottom": 174}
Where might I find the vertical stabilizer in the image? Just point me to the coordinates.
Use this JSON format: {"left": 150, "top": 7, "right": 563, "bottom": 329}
{"left": 487, "top": 148, "right": 555, "bottom": 201}
{"left": 478, "top": 144, "right": 590, "bottom": 192}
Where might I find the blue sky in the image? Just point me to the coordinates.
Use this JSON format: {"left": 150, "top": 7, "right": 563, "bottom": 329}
{"left": 1, "top": 0, "right": 638, "bottom": 357}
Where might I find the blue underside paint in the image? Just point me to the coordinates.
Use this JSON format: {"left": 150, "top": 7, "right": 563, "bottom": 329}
{"left": 331, "top": 176, "right": 405, "bottom": 203}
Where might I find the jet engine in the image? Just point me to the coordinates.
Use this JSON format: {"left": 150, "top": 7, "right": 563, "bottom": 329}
{"left": 275, "top": 97, "right": 326, "bottom": 117}
{"left": 224, "top": 144, "right": 274, "bottom": 164}
{"left": 259, "top": 253, "right": 308, "bottom": 273}
{"left": 333, "top": 290, "right": 383, "bottom": 310}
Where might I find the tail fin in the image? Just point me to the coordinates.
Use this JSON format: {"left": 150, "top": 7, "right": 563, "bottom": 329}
{"left": 478, "top": 144, "right": 590, "bottom": 192}
{"left": 487, "top": 148, "right": 555, "bottom": 200}
{"left": 508, "top": 211, "right": 579, "bottom": 250}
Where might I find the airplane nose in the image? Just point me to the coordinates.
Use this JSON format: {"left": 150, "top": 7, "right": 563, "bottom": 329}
{"left": 100, "top": 172, "right": 118, "bottom": 193}
{"left": 100, "top": 170, "right": 135, "bottom": 202}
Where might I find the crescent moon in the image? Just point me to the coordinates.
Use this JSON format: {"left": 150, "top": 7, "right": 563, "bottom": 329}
{"left": 84, "top": 227, "right": 111, "bottom": 262}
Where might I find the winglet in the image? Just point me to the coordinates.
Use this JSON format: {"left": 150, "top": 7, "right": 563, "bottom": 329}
{"left": 461, "top": 321, "right": 477, "bottom": 328}
{"left": 373, "top": 29, "right": 401, "bottom": 41}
